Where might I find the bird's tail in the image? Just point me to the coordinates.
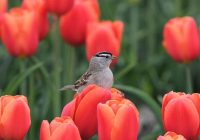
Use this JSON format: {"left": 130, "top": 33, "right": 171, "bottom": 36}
{"left": 59, "top": 85, "right": 75, "bottom": 91}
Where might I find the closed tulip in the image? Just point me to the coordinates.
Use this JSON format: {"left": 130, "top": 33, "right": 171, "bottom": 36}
{"left": 0, "top": 0, "right": 7, "bottom": 14}
{"left": 162, "top": 91, "right": 200, "bottom": 140}
{"left": 1, "top": 8, "right": 39, "bottom": 57}
{"left": 46, "top": 0, "right": 74, "bottom": 16}
{"left": 97, "top": 98, "right": 139, "bottom": 140}
{"left": 0, "top": 0, "right": 7, "bottom": 39}
{"left": 86, "top": 21, "right": 124, "bottom": 64}
{"left": 60, "top": 0, "right": 99, "bottom": 46}
{"left": 157, "top": 132, "right": 186, "bottom": 140}
{"left": 61, "top": 84, "right": 111, "bottom": 139}
{"left": 22, "top": 0, "right": 49, "bottom": 40}
{"left": 163, "top": 16, "right": 200, "bottom": 63}
{"left": 0, "top": 95, "right": 31, "bottom": 140}
{"left": 40, "top": 117, "right": 81, "bottom": 140}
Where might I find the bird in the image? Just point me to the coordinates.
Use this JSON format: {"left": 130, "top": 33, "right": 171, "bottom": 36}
{"left": 59, "top": 51, "right": 117, "bottom": 93}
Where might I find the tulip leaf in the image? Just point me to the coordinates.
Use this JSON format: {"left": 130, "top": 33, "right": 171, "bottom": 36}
{"left": 114, "top": 84, "right": 163, "bottom": 131}
{"left": 3, "top": 62, "right": 43, "bottom": 94}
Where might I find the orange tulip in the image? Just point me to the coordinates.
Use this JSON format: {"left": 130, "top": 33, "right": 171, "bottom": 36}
{"left": 97, "top": 98, "right": 139, "bottom": 140}
{"left": 46, "top": 0, "right": 74, "bottom": 16}
{"left": 0, "top": 0, "right": 7, "bottom": 39}
{"left": 163, "top": 16, "right": 200, "bottom": 63}
{"left": 61, "top": 84, "right": 111, "bottom": 139}
{"left": 59, "top": 0, "right": 99, "bottom": 46}
{"left": 162, "top": 91, "right": 200, "bottom": 140}
{"left": 157, "top": 132, "right": 186, "bottom": 140}
{"left": 1, "top": 8, "right": 39, "bottom": 57}
{"left": 86, "top": 21, "right": 124, "bottom": 65}
{"left": 40, "top": 116, "right": 81, "bottom": 140}
{"left": 0, "top": 95, "right": 31, "bottom": 140}
{"left": 22, "top": 0, "right": 49, "bottom": 40}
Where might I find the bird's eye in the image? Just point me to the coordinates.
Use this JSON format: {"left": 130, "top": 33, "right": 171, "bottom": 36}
{"left": 106, "top": 56, "right": 109, "bottom": 58}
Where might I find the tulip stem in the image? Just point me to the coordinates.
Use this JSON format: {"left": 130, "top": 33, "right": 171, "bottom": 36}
{"left": 28, "top": 75, "right": 35, "bottom": 140}
{"left": 114, "top": 84, "right": 163, "bottom": 131}
{"left": 62, "top": 45, "right": 76, "bottom": 103}
{"left": 186, "top": 65, "right": 193, "bottom": 93}
{"left": 51, "top": 18, "right": 61, "bottom": 116}
{"left": 19, "top": 58, "right": 27, "bottom": 95}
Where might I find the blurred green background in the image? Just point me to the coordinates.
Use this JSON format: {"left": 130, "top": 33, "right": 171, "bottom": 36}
{"left": 1, "top": 0, "right": 200, "bottom": 139}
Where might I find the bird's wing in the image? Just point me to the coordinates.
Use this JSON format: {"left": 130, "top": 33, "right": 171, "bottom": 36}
{"left": 74, "top": 70, "right": 92, "bottom": 89}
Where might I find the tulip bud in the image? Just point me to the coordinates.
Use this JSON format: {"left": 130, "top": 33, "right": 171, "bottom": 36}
{"left": 157, "top": 132, "right": 186, "bottom": 140}
{"left": 46, "top": 0, "right": 74, "bottom": 16}
{"left": 22, "top": 0, "right": 49, "bottom": 40}
{"left": 1, "top": 8, "right": 39, "bottom": 57}
{"left": 40, "top": 116, "right": 81, "bottom": 140}
{"left": 97, "top": 98, "right": 139, "bottom": 140}
{"left": 86, "top": 21, "right": 124, "bottom": 65}
{"left": 0, "top": 95, "right": 31, "bottom": 140}
{"left": 60, "top": 0, "right": 99, "bottom": 46}
{"left": 0, "top": 0, "right": 7, "bottom": 39}
{"left": 162, "top": 92, "right": 200, "bottom": 140}
{"left": 61, "top": 84, "right": 111, "bottom": 139}
{"left": 163, "top": 16, "right": 200, "bottom": 63}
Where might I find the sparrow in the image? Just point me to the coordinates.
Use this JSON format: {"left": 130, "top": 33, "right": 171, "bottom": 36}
{"left": 59, "top": 51, "right": 117, "bottom": 92}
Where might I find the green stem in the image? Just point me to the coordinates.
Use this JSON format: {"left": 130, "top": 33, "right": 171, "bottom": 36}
{"left": 51, "top": 18, "right": 61, "bottom": 116}
{"left": 28, "top": 74, "right": 35, "bottom": 140}
{"left": 62, "top": 45, "right": 76, "bottom": 103}
{"left": 19, "top": 58, "right": 27, "bottom": 95}
{"left": 186, "top": 65, "right": 193, "bottom": 93}
{"left": 114, "top": 84, "right": 163, "bottom": 131}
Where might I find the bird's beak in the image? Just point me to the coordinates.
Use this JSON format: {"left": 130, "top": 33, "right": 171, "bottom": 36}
{"left": 112, "top": 56, "right": 118, "bottom": 60}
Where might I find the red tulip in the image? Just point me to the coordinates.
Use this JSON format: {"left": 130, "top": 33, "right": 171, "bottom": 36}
{"left": 163, "top": 16, "right": 200, "bottom": 63}
{"left": 0, "top": 0, "right": 7, "bottom": 39}
{"left": 40, "top": 116, "right": 81, "bottom": 140}
{"left": 22, "top": 0, "right": 49, "bottom": 40}
{"left": 0, "top": 95, "right": 31, "bottom": 140}
{"left": 61, "top": 84, "right": 111, "bottom": 139}
{"left": 46, "top": 0, "right": 74, "bottom": 16}
{"left": 97, "top": 98, "right": 139, "bottom": 140}
{"left": 86, "top": 21, "right": 124, "bottom": 65}
{"left": 1, "top": 8, "right": 39, "bottom": 57}
{"left": 59, "top": 0, "right": 99, "bottom": 46}
{"left": 157, "top": 132, "right": 186, "bottom": 140}
{"left": 162, "top": 91, "right": 200, "bottom": 140}
{"left": 0, "top": 0, "right": 7, "bottom": 14}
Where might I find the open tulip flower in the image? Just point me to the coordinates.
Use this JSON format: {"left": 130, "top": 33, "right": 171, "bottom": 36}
{"left": 162, "top": 91, "right": 200, "bottom": 140}
{"left": 86, "top": 20, "right": 124, "bottom": 65}
{"left": 40, "top": 116, "right": 81, "bottom": 140}
{"left": 0, "top": 95, "right": 31, "bottom": 140}
{"left": 97, "top": 98, "right": 139, "bottom": 140}
{"left": 60, "top": 0, "right": 99, "bottom": 46}
{"left": 22, "top": 0, "right": 49, "bottom": 40}
{"left": 163, "top": 16, "right": 200, "bottom": 63}
{"left": 1, "top": 8, "right": 39, "bottom": 57}
{"left": 157, "top": 132, "right": 186, "bottom": 140}
{"left": 61, "top": 84, "right": 111, "bottom": 139}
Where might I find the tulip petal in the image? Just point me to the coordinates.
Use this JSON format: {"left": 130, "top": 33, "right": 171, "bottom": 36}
{"left": 162, "top": 91, "right": 184, "bottom": 129}
{"left": 74, "top": 86, "right": 111, "bottom": 139}
{"left": 40, "top": 120, "right": 51, "bottom": 140}
{"left": 97, "top": 103, "right": 115, "bottom": 140}
{"left": 50, "top": 123, "right": 81, "bottom": 140}
{"left": 1, "top": 98, "right": 31, "bottom": 140}
{"left": 164, "top": 97, "right": 199, "bottom": 139}
{"left": 111, "top": 104, "right": 139, "bottom": 140}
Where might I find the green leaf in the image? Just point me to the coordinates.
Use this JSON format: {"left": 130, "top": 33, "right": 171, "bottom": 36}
{"left": 4, "top": 62, "right": 43, "bottom": 94}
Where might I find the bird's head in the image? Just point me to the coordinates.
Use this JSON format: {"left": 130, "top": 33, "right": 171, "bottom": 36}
{"left": 89, "top": 52, "right": 117, "bottom": 71}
